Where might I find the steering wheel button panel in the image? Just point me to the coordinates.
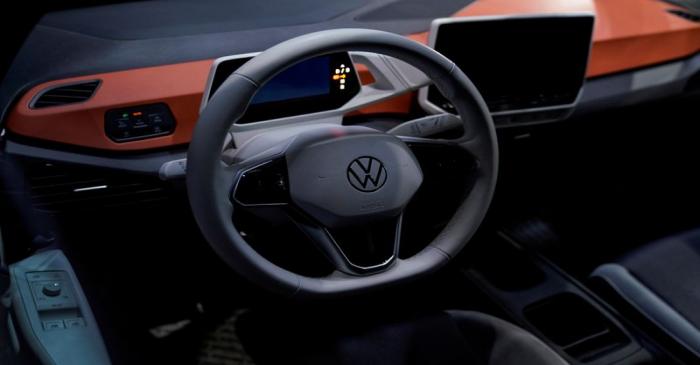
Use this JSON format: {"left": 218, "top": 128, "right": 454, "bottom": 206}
{"left": 233, "top": 159, "right": 290, "bottom": 206}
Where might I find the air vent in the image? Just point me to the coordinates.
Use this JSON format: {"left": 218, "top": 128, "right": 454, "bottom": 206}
{"left": 663, "top": 0, "right": 700, "bottom": 22}
{"left": 23, "top": 160, "right": 169, "bottom": 213}
{"left": 31, "top": 80, "right": 100, "bottom": 109}
{"left": 667, "top": 9, "right": 700, "bottom": 22}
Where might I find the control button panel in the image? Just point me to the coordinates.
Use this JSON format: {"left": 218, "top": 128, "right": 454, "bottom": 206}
{"left": 105, "top": 103, "right": 175, "bottom": 142}
{"left": 233, "top": 159, "right": 290, "bottom": 206}
{"left": 11, "top": 250, "right": 111, "bottom": 363}
{"left": 26, "top": 271, "right": 78, "bottom": 311}
{"left": 42, "top": 318, "right": 87, "bottom": 331}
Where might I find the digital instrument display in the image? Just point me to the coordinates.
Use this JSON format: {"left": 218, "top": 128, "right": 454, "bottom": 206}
{"left": 252, "top": 57, "right": 330, "bottom": 104}
{"left": 206, "top": 52, "right": 360, "bottom": 123}
{"left": 427, "top": 15, "right": 594, "bottom": 113}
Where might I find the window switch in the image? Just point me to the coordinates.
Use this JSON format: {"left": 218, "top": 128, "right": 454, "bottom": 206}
{"left": 43, "top": 320, "right": 65, "bottom": 331}
{"left": 65, "top": 318, "right": 86, "bottom": 329}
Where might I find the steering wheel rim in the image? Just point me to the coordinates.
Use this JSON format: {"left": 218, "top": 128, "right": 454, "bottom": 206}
{"left": 187, "top": 28, "right": 498, "bottom": 298}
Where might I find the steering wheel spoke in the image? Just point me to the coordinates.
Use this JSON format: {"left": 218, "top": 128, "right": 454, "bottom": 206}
{"left": 400, "top": 136, "right": 480, "bottom": 183}
{"left": 292, "top": 213, "right": 403, "bottom": 275}
{"left": 388, "top": 113, "right": 463, "bottom": 138}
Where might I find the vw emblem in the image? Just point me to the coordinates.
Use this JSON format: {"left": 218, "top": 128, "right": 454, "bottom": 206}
{"left": 347, "top": 156, "right": 387, "bottom": 192}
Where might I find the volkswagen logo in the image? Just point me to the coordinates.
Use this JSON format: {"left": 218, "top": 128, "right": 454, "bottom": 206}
{"left": 347, "top": 156, "right": 387, "bottom": 192}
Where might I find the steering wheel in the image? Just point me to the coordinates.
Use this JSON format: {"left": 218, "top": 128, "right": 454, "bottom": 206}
{"left": 187, "top": 29, "right": 498, "bottom": 298}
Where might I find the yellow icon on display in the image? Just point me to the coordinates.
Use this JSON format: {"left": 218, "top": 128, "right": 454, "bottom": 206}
{"left": 332, "top": 64, "right": 351, "bottom": 90}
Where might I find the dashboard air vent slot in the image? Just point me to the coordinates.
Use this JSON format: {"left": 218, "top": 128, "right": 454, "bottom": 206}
{"left": 23, "top": 160, "right": 169, "bottom": 213}
{"left": 31, "top": 80, "right": 100, "bottom": 109}
{"left": 663, "top": 0, "right": 700, "bottom": 22}
{"left": 667, "top": 9, "right": 700, "bottom": 22}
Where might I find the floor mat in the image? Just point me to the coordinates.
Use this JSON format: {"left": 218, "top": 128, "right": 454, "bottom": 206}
{"left": 198, "top": 310, "right": 255, "bottom": 365}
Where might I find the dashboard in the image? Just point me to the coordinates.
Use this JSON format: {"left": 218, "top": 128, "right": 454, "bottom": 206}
{"left": 2, "top": 0, "right": 700, "bottom": 162}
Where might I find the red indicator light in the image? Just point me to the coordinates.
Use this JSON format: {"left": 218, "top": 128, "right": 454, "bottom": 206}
{"left": 132, "top": 112, "right": 143, "bottom": 116}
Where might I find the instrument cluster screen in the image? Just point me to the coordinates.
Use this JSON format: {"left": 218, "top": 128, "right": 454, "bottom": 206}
{"left": 207, "top": 52, "right": 360, "bottom": 123}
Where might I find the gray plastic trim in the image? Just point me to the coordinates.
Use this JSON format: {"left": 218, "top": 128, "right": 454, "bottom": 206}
{"left": 5, "top": 140, "right": 186, "bottom": 176}
{"left": 592, "top": 263, "right": 700, "bottom": 357}
{"left": 574, "top": 52, "right": 700, "bottom": 117}
{"left": 199, "top": 52, "right": 261, "bottom": 113}
{"left": 631, "top": 62, "right": 684, "bottom": 90}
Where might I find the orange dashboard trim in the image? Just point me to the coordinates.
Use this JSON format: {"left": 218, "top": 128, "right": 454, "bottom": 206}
{"left": 7, "top": 60, "right": 213, "bottom": 151}
{"left": 355, "top": 64, "right": 377, "bottom": 85}
{"left": 407, "top": 0, "right": 700, "bottom": 77}
{"left": 6, "top": 0, "right": 700, "bottom": 151}
{"left": 587, "top": 0, "right": 700, "bottom": 77}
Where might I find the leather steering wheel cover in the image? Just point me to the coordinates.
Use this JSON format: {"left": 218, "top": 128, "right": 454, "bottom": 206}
{"left": 187, "top": 28, "right": 498, "bottom": 298}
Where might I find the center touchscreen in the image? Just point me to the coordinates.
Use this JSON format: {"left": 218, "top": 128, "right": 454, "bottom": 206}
{"left": 427, "top": 15, "right": 594, "bottom": 113}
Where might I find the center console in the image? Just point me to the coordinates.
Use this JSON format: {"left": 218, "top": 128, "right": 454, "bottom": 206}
{"left": 466, "top": 233, "right": 659, "bottom": 364}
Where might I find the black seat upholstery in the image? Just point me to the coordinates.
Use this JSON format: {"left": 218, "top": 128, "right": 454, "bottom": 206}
{"left": 237, "top": 309, "right": 567, "bottom": 364}
{"left": 446, "top": 311, "right": 568, "bottom": 365}
{"left": 592, "top": 228, "right": 700, "bottom": 357}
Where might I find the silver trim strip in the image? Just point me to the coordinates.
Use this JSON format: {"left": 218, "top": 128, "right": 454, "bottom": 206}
{"left": 323, "top": 214, "right": 402, "bottom": 272}
{"left": 73, "top": 185, "right": 108, "bottom": 193}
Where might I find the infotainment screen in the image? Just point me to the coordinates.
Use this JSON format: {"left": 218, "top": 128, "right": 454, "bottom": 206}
{"left": 427, "top": 15, "right": 594, "bottom": 113}
{"left": 205, "top": 52, "right": 360, "bottom": 123}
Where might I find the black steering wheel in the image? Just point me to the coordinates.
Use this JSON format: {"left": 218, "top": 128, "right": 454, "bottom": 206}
{"left": 187, "top": 29, "right": 498, "bottom": 298}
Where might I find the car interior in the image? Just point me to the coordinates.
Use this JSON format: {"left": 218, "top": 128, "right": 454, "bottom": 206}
{"left": 1, "top": 0, "right": 700, "bottom": 364}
